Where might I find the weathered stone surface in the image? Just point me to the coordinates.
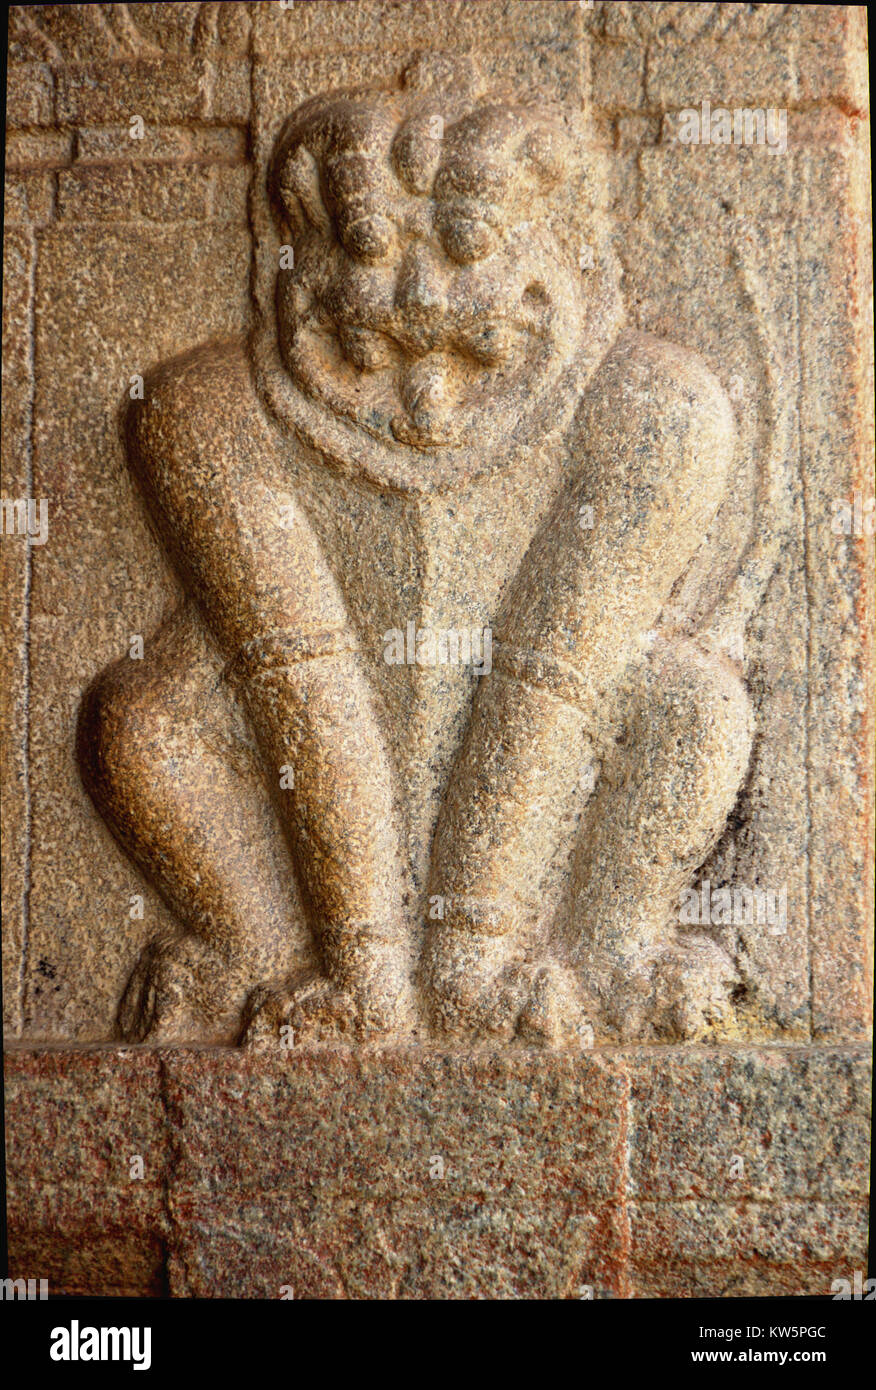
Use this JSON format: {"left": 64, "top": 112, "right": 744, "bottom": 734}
{"left": 3, "top": 171, "right": 54, "bottom": 225}
{"left": 5, "top": 1045, "right": 868, "bottom": 1299}
{"left": 1, "top": 228, "right": 34, "bottom": 1037}
{"left": 55, "top": 60, "right": 210, "bottom": 126}
{"left": 4, "top": 1048, "right": 166, "bottom": 1297}
{"left": 162, "top": 1047, "right": 628, "bottom": 1297}
{"left": 644, "top": 38, "right": 797, "bottom": 110}
{"left": 628, "top": 1047, "right": 872, "bottom": 1200}
{"left": 167, "top": 1193, "right": 627, "bottom": 1299}
{"left": 2, "top": 0, "right": 872, "bottom": 1301}
{"left": 797, "top": 135, "right": 874, "bottom": 1041}
{"left": 5, "top": 61, "right": 53, "bottom": 127}
{"left": 162, "top": 1049, "right": 627, "bottom": 1203}
{"left": 56, "top": 164, "right": 214, "bottom": 221}
{"left": 629, "top": 1199, "right": 869, "bottom": 1298}
{"left": 22, "top": 223, "right": 250, "bottom": 1042}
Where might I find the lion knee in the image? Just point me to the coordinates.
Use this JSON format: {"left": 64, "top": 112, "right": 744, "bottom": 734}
{"left": 680, "top": 644, "right": 753, "bottom": 788}
{"left": 623, "top": 639, "right": 753, "bottom": 838}
{"left": 78, "top": 655, "right": 168, "bottom": 836}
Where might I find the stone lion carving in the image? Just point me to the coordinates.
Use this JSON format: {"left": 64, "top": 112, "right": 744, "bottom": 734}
{"left": 78, "top": 62, "right": 788, "bottom": 1048}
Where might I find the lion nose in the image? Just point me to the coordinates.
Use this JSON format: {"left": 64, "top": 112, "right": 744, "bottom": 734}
{"left": 395, "top": 247, "right": 447, "bottom": 350}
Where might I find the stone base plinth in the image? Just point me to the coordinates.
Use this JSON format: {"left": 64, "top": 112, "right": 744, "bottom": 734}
{"left": 4, "top": 1045, "right": 869, "bottom": 1299}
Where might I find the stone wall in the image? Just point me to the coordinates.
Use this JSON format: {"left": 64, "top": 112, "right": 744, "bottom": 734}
{"left": 5, "top": 1045, "right": 870, "bottom": 1298}
{"left": 4, "top": 1, "right": 871, "bottom": 1045}
{"left": 3, "top": 2, "right": 872, "bottom": 1298}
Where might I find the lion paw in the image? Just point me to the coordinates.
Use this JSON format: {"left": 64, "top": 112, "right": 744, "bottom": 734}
{"left": 601, "top": 937, "right": 740, "bottom": 1042}
{"left": 238, "top": 971, "right": 386, "bottom": 1048}
{"left": 514, "top": 964, "right": 595, "bottom": 1047}
{"left": 117, "top": 933, "right": 237, "bottom": 1043}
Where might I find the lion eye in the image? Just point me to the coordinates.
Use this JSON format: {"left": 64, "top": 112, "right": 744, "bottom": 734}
{"left": 338, "top": 326, "right": 396, "bottom": 372}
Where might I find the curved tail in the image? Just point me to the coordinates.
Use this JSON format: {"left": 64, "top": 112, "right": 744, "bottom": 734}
{"left": 698, "top": 237, "right": 796, "bottom": 663}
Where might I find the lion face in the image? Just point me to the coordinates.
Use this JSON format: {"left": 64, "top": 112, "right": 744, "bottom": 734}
{"left": 277, "top": 222, "right": 581, "bottom": 449}
{"left": 270, "top": 91, "right": 595, "bottom": 453}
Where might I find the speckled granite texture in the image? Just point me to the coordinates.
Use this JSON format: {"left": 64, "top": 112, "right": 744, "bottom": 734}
{"left": 4, "top": 1045, "right": 871, "bottom": 1298}
{"left": 2, "top": 2, "right": 872, "bottom": 1298}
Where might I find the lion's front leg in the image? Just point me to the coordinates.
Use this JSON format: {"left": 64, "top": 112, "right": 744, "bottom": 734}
{"left": 420, "top": 658, "right": 597, "bottom": 1045}
{"left": 566, "top": 636, "right": 754, "bottom": 1042}
{"left": 422, "top": 330, "right": 739, "bottom": 1045}
{"left": 94, "top": 340, "right": 416, "bottom": 1045}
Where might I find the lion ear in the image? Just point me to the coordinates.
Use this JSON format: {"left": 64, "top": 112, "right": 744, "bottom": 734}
{"left": 276, "top": 143, "right": 333, "bottom": 237}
